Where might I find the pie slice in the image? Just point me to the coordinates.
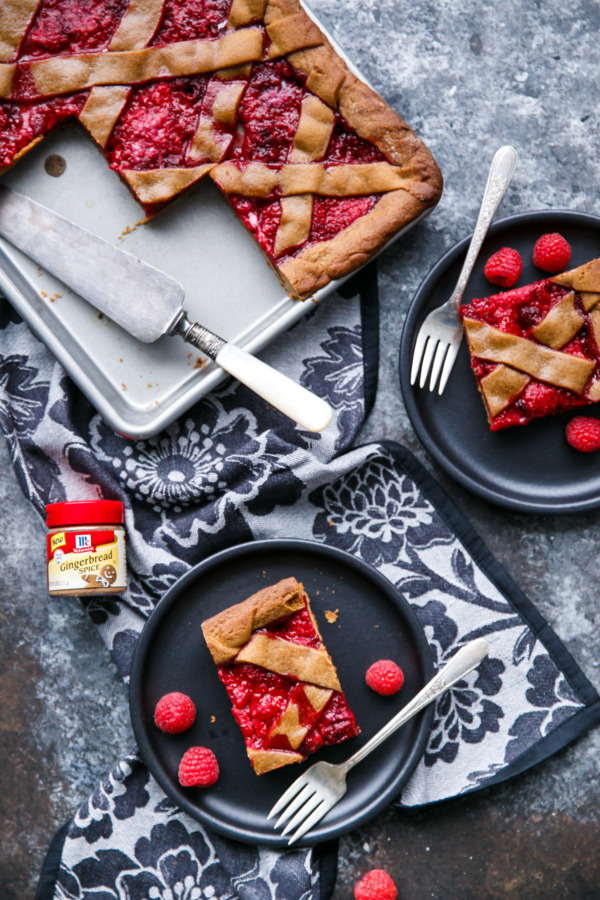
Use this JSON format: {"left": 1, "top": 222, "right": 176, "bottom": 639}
{"left": 201, "top": 576, "right": 359, "bottom": 774}
{"left": 0, "top": 0, "right": 442, "bottom": 299}
{"left": 459, "top": 257, "right": 600, "bottom": 430}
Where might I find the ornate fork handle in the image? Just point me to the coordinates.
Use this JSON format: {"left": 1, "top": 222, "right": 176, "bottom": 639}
{"left": 448, "top": 146, "right": 519, "bottom": 311}
{"left": 340, "top": 638, "right": 490, "bottom": 773}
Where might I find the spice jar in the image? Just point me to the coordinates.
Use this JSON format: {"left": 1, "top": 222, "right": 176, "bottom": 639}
{"left": 46, "top": 500, "right": 127, "bottom": 596}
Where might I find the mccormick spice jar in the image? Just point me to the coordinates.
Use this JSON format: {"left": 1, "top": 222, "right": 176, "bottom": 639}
{"left": 46, "top": 500, "right": 127, "bottom": 597}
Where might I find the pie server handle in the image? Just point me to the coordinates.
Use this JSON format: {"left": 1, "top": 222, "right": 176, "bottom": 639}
{"left": 0, "top": 186, "right": 332, "bottom": 433}
{"left": 175, "top": 317, "right": 333, "bottom": 433}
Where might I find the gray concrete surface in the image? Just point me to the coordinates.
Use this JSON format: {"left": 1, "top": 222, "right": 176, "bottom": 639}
{"left": 2, "top": 0, "right": 600, "bottom": 896}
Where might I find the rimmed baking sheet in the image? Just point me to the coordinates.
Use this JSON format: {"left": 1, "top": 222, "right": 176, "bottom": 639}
{"left": 0, "top": 4, "right": 429, "bottom": 438}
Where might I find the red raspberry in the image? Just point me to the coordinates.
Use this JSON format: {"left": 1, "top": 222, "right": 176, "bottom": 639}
{"left": 532, "top": 233, "right": 571, "bottom": 273}
{"left": 566, "top": 416, "right": 600, "bottom": 453}
{"left": 178, "top": 746, "right": 219, "bottom": 787}
{"left": 483, "top": 247, "right": 523, "bottom": 288}
{"left": 154, "top": 692, "right": 196, "bottom": 734}
{"left": 354, "top": 869, "right": 398, "bottom": 900}
{"left": 365, "top": 660, "right": 404, "bottom": 696}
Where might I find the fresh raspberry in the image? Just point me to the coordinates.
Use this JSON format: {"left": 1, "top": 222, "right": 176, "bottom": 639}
{"left": 178, "top": 746, "right": 219, "bottom": 787}
{"left": 566, "top": 416, "right": 600, "bottom": 453}
{"left": 154, "top": 692, "right": 196, "bottom": 734}
{"left": 354, "top": 869, "right": 398, "bottom": 900}
{"left": 532, "top": 233, "right": 571, "bottom": 273}
{"left": 365, "top": 660, "right": 404, "bottom": 696}
{"left": 483, "top": 247, "right": 523, "bottom": 288}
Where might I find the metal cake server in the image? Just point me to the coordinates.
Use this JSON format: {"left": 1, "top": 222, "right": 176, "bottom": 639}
{"left": 0, "top": 186, "right": 332, "bottom": 432}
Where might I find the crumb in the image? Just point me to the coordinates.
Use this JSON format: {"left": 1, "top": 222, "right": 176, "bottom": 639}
{"left": 328, "top": 519, "right": 333, "bottom": 527}
{"left": 374, "top": 624, "right": 379, "bottom": 628}
{"left": 316, "top": 590, "right": 320, "bottom": 595}
{"left": 49, "top": 297, "right": 55, "bottom": 302}
{"left": 188, "top": 353, "right": 193, "bottom": 358}
{"left": 211, "top": 715, "right": 216, "bottom": 724}
{"left": 119, "top": 358, "right": 123, "bottom": 362}
{"left": 41, "top": 291, "right": 47, "bottom": 297}
{"left": 121, "top": 383, "right": 127, "bottom": 391}
{"left": 325, "top": 609, "right": 339, "bottom": 624}
{"left": 194, "top": 356, "right": 206, "bottom": 370}
{"left": 53, "top": 293, "right": 62, "bottom": 300}
{"left": 147, "top": 382, "right": 152, "bottom": 387}
{"left": 97, "top": 312, "right": 103, "bottom": 319}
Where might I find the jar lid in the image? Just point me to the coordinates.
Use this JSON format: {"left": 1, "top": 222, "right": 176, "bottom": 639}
{"left": 46, "top": 500, "right": 125, "bottom": 527}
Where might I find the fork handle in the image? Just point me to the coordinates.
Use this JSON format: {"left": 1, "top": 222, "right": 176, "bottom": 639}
{"left": 341, "top": 638, "right": 490, "bottom": 773}
{"left": 448, "top": 146, "right": 518, "bottom": 311}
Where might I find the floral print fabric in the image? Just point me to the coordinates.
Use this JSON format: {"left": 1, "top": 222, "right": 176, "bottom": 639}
{"left": 1, "top": 274, "right": 598, "bottom": 900}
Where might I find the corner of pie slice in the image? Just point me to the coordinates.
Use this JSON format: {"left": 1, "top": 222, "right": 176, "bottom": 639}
{"left": 459, "top": 256, "right": 600, "bottom": 430}
{"left": 201, "top": 576, "right": 360, "bottom": 774}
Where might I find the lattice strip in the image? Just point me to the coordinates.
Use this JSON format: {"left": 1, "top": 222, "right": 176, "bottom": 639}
{"left": 463, "top": 318, "right": 595, "bottom": 394}
{"left": 22, "top": 30, "right": 265, "bottom": 98}
{"left": 0, "top": 0, "right": 40, "bottom": 62}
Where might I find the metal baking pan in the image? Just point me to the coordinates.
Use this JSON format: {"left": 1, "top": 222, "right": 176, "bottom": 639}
{"left": 0, "top": 4, "right": 429, "bottom": 439}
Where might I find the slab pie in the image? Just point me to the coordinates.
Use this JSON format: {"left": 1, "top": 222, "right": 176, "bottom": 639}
{"left": 0, "top": 0, "right": 442, "bottom": 299}
{"left": 459, "top": 257, "right": 600, "bottom": 430}
{"left": 201, "top": 576, "right": 359, "bottom": 774}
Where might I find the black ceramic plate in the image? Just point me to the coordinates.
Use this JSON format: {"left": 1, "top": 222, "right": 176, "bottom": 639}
{"left": 130, "top": 539, "right": 433, "bottom": 847}
{"left": 400, "top": 210, "right": 600, "bottom": 513}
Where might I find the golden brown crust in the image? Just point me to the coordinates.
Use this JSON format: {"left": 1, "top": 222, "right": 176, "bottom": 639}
{"left": 121, "top": 165, "right": 215, "bottom": 205}
{"left": 201, "top": 576, "right": 305, "bottom": 666}
{"left": 551, "top": 258, "right": 600, "bottom": 293}
{"left": 78, "top": 86, "right": 131, "bottom": 148}
{"left": 109, "top": 0, "right": 164, "bottom": 51}
{"left": 0, "top": 0, "right": 39, "bottom": 62}
{"left": 480, "top": 365, "right": 529, "bottom": 418}
{"left": 235, "top": 633, "right": 342, "bottom": 690}
{"left": 280, "top": 189, "right": 425, "bottom": 299}
{"left": 228, "top": 0, "right": 269, "bottom": 28}
{"left": 275, "top": 195, "right": 313, "bottom": 256}
{"left": 531, "top": 291, "right": 582, "bottom": 350}
{"left": 247, "top": 748, "right": 304, "bottom": 774}
{"left": 289, "top": 95, "right": 335, "bottom": 163}
{"left": 211, "top": 160, "right": 421, "bottom": 197}
{"left": 463, "top": 317, "right": 595, "bottom": 394}
{"left": 263, "top": 1, "right": 442, "bottom": 298}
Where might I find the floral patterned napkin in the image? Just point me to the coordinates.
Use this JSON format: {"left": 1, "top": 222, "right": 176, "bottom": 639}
{"left": 1, "top": 266, "right": 599, "bottom": 900}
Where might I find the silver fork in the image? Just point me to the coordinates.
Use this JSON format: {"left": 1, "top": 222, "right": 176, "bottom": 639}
{"left": 410, "top": 145, "right": 519, "bottom": 394}
{"left": 268, "top": 637, "right": 490, "bottom": 845}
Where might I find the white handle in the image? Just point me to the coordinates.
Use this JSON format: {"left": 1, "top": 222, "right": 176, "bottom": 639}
{"left": 216, "top": 343, "right": 332, "bottom": 432}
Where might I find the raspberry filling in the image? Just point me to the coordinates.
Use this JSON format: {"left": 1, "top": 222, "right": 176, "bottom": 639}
{"left": 18, "top": 0, "right": 128, "bottom": 59}
{"left": 106, "top": 79, "right": 209, "bottom": 171}
{"left": 0, "top": 94, "right": 86, "bottom": 168}
{"left": 216, "top": 598, "right": 359, "bottom": 758}
{"left": 151, "top": 0, "right": 232, "bottom": 44}
{"left": 460, "top": 278, "right": 600, "bottom": 430}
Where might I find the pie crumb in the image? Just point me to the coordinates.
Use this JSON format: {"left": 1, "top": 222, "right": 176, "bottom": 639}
{"left": 325, "top": 609, "right": 339, "bottom": 624}
{"left": 210, "top": 715, "right": 216, "bottom": 724}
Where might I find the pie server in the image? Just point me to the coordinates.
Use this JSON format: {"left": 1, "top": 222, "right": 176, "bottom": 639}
{"left": 0, "top": 186, "right": 332, "bottom": 433}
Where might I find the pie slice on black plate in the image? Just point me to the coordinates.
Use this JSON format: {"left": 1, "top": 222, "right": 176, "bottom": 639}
{"left": 202, "top": 576, "right": 359, "bottom": 774}
{"left": 459, "top": 257, "right": 600, "bottom": 430}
